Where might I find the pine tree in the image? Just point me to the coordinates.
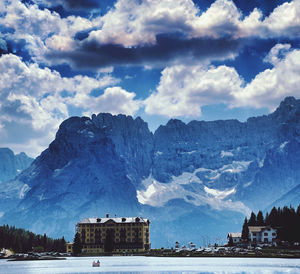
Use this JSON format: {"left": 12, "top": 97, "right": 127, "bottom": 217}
{"left": 228, "top": 235, "right": 234, "bottom": 246}
{"left": 72, "top": 232, "right": 82, "bottom": 255}
{"left": 256, "top": 211, "right": 265, "bottom": 226}
{"left": 241, "top": 217, "right": 249, "bottom": 242}
{"left": 265, "top": 212, "right": 270, "bottom": 225}
{"left": 269, "top": 207, "right": 279, "bottom": 227}
{"left": 248, "top": 212, "right": 257, "bottom": 226}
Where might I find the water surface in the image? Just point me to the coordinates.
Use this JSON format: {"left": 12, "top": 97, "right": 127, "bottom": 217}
{"left": 0, "top": 256, "right": 299, "bottom": 273}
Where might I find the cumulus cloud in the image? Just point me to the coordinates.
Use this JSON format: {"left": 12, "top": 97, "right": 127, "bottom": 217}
{"left": 144, "top": 44, "right": 300, "bottom": 117}
{"left": 82, "top": 87, "right": 142, "bottom": 117}
{"left": 47, "top": 35, "right": 240, "bottom": 69}
{"left": 144, "top": 64, "right": 243, "bottom": 117}
{"left": 0, "top": 54, "right": 120, "bottom": 156}
{"left": 0, "top": 0, "right": 101, "bottom": 64}
{"left": 235, "top": 45, "right": 300, "bottom": 109}
{"left": 33, "top": 0, "right": 101, "bottom": 10}
{"left": 1, "top": 0, "right": 299, "bottom": 68}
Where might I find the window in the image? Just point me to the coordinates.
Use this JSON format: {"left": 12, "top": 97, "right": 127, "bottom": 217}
{"left": 253, "top": 232, "right": 256, "bottom": 236}
{"left": 264, "top": 233, "right": 268, "bottom": 236}
{"left": 272, "top": 233, "right": 276, "bottom": 236}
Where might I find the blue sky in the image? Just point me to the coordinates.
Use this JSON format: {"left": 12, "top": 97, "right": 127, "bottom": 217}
{"left": 0, "top": 0, "right": 300, "bottom": 157}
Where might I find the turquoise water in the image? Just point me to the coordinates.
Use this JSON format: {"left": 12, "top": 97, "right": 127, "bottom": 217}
{"left": 0, "top": 256, "right": 300, "bottom": 273}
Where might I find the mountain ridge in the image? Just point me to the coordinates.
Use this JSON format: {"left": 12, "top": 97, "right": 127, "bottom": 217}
{"left": 1, "top": 96, "right": 300, "bottom": 246}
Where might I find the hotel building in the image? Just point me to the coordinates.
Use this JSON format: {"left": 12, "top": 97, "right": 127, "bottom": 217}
{"left": 76, "top": 214, "right": 150, "bottom": 253}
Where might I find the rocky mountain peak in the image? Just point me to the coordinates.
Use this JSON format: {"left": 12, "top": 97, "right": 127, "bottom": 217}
{"left": 0, "top": 148, "right": 33, "bottom": 183}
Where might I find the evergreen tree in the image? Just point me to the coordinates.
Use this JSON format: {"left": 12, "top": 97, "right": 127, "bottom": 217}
{"left": 248, "top": 212, "right": 257, "bottom": 226}
{"left": 0, "top": 224, "right": 66, "bottom": 253}
{"left": 269, "top": 207, "right": 279, "bottom": 227}
{"left": 228, "top": 235, "right": 233, "bottom": 246}
{"left": 256, "top": 211, "right": 265, "bottom": 226}
{"left": 296, "top": 205, "right": 300, "bottom": 242}
{"left": 241, "top": 217, "right": 249, "bottom": 242}
{"left": 43, "top": 233, "right": 48, "bottom": 251}
{"left": 265, "top": 212, "right": 270, "bottom": 225}
{"left": 72, "top": 232, "right": 82, "bottom": 255}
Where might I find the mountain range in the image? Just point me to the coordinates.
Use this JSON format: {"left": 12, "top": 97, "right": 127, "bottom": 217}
{"left": 1, "top": 97, "right": 300, "bottom": 247}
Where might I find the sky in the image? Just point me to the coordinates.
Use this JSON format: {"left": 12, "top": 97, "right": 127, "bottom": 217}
{"left": 0, "top": 0, "right": 300, "bottom": 157}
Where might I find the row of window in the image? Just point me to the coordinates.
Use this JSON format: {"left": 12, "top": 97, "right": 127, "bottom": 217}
{"left": 80, "top": 228, "right": 146, "bottom": 232}
{"left": 79, "top": 223, "right": 147, "bottom": 228}
{"left": 83, "top": 238, "right": 143, "bottom": 243}
{"left": 252, "top": 232, "right": 276, "bottom": 236}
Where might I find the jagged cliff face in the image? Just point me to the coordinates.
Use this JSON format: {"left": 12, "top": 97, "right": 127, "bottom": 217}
{"left": 2, "top": 97, "right": 300, "bottom": 246}
{"left": 0, "top": 148, "right": 33, "bottom": 183}
{"left": 0, "top": 148, "right": 33, "bottom": 217}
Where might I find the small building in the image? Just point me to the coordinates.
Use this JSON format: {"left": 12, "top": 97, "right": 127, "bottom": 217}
{"left": 248, "top": 226, "right": 277, "bottom": 243}
{"left": 175, "top": 241, "right": 180, "bottom": 249}
{"left": 227, "top": 232, "right": 242, "bottom": 244}
{"left": 76, "top": 214, "right": 150, "bottom": 254}
{"left": 188, "top": 242, "right": 196, "bottom": 250}
{"left": 66, "top": 242, "right": 73, "bottom": 254}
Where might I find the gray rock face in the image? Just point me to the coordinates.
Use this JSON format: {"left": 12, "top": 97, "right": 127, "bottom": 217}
{"left": 0, "top": 148, "right": 33, "bottom": 183}
{"left": 2, "top": 97, "right": 300, "bottom": 246}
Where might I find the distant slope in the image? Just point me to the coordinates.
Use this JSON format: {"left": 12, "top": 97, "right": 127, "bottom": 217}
{"left": 0, "top": 148, "right": 33, "bottom": 183}
{"left": 267, "top": 183, "right": 300, "bottom": 210}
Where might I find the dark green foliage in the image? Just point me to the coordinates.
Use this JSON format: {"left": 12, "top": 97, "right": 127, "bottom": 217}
{"left": 228, "top": 235, "right": 233, "bottom": 246}
{"left": 241, "top": 217, "right": 249, "bottom": 241}
{"left": 0, "top": 225, "right": 66, "bottom": 253}
{"left": 256, "top": 211, "right": 265, "bottom": 226}
{"left": 72, "top": 232, "right": 82, "bottom": 255}
{"left": 243, "top": 204, "right": 300, "bottom": 243}
{"left": 248, "top": 212, "right": 257, "bottom": 226}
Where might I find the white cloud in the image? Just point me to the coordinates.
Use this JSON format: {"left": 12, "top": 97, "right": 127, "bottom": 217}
{"left": 262, "top": 0, "right": 300, "bottom": 38}
{"left": 235, "top": 46, "right": 300, "bottom": 109}
{"left": 88, "top": 0, "right": 300, "bottom": 48}
{"left": 144, "top": 44, "right": 300, "bottom": 117}
{"left": 88, "top": 0, "right": 198, "bottom": 47}
{"left": 263, "top": 43, "right": 291, "bottom": 65}
{"left": 82, "top": 87, "right": 142, "bottom": 117}
{"left": 0, "top": 54, "right": 120, "bottom": 156}
{"left": 144, "top": 64, "right": 243, "bottom": 117}
{"left": 0, "top": 0, "right": 101, "bottom": 64}
{"left": 1, "top": 0, "right": 299, "bottom": 68}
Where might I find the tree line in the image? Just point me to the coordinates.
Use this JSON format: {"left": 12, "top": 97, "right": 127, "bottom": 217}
{"left": 241, "top": 204, "right": 300, "bottom": 243}
{"left": 0, "top": 224, "right": 66, "bottom": 253}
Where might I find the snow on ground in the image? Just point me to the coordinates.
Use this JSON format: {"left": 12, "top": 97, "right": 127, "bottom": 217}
{"left": 1, "top": 256, "right": 300, "bottom": 273}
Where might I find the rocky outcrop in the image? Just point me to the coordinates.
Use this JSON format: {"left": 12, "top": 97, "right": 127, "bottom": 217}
{"left": 0, "top": 148, "right": 33, "bottom": 183}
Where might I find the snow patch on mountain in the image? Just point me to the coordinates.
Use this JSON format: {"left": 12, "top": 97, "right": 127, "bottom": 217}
{"left": 280, "top": 141, "right": 289, "bottom": 152}
{"left": 19, "top": 184, "right": 30, "bottom": 198}
{"left": 137, "top": 169, "right": 250, "bottom": 215}
{"left": 220, "top": 161, "right": 252, "bottom": 173}
{"left": 221, "top": 151, "right": 233, "bottom": 158}
{"left": 204, "top": 186, "right": 235, "bottom": 199}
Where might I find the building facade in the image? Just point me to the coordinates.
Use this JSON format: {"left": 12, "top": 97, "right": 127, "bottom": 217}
{"left": 227, "top": 232, "right": 242, "bottom": 244}
{"left": 76, "top": 215, "right": 150, "bottom": 253}
{"left": 248, "top": 226, "right": 277, "bottom": 243}
{"left": 66, "top": 242, "right": 73, "bottom": 254}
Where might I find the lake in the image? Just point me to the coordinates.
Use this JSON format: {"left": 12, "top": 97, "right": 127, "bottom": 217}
{"left": 0, "top": 256, "right": 300, "bottom": 273}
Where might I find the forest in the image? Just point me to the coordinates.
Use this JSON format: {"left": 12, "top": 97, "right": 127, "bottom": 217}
{"left": 0, "top": 225, "right": 66, "bottom": 253}
{"left": 241, "top": 204, "right": 300, "bottom": 243}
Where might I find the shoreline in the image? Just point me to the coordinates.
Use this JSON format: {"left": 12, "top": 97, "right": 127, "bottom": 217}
{"left": 8, "top": 256, "right": 66, "bottom": 261}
